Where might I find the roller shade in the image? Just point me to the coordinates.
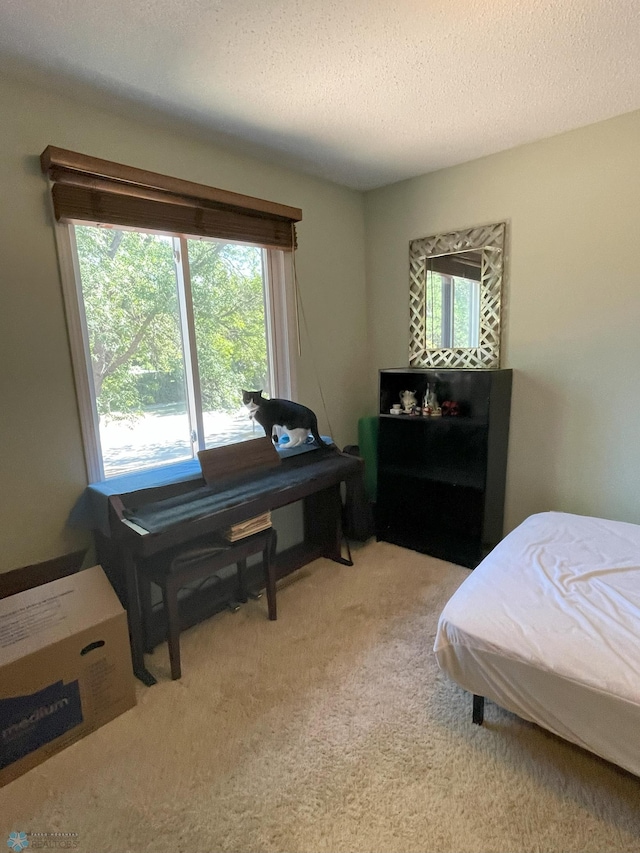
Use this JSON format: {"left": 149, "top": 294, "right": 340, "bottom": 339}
{"left": 428, "top": 251, "right": 482, "bottom": 282}
{"left": 40, "top": 146, "right": 302, "bottom": 251}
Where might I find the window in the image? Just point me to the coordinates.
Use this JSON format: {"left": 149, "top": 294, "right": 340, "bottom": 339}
{"left": 41, "top": 147, "right": 301, "bottom": 481}
{"left": 424, "top": 250, "right": 481, "bottom": 350}
{"left": 425, "top": 270, "right": 480, "bottom": 349}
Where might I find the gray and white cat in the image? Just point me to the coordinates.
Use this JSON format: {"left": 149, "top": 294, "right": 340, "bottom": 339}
{"left": 242, "top": 390, "right": 328, "bottom": 447}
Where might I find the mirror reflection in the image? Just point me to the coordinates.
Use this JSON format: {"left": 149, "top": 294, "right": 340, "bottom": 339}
{"left": 425, "top": 251, "right": 481, "bottom": 348}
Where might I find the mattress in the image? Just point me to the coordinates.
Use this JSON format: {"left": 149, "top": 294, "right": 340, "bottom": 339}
{"left": 434, "top": 511, "right": 640, "bottom": 777}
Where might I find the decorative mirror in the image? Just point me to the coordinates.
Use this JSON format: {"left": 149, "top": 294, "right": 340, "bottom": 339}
{"left": 409, "top": 222, "right": 506, "bottom": 369}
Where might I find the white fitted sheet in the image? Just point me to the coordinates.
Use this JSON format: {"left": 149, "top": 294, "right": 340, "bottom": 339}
{"left": 434, "top": 511, "right": 640, "bottom": 777}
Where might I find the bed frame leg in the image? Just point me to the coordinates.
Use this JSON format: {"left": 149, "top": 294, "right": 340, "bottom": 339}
{"left": 472, "top": 694, "right": 485, "bottom": 725}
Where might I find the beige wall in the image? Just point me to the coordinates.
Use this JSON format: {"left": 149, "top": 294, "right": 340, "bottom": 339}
{"left": 364, "top": 109, "right": 640, "bottom": 534}
{"left": 0, "top": 72, "right": 368, "bottom": 570}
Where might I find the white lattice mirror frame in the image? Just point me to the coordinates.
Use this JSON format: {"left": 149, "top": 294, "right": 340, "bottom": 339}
{"left": 409, "top": 222, "right": 506, "bottom": 369}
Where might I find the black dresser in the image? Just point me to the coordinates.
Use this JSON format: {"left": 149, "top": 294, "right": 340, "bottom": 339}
{"left": 376, "top": 368, "right": 512, "bottom": 568}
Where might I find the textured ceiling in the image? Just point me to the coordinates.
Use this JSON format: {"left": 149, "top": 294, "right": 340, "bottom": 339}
{"left": 1, "top": 0, "right": 639, "bottom": 190}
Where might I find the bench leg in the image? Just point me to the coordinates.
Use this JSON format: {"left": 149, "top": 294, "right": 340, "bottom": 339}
{"left": 163, "top": 577, "right": 182, "bottom": 680}
{"left": 264, "top": 535, "right": 277, "bottom": 621}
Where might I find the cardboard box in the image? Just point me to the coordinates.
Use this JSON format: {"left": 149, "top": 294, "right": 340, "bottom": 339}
{"left": 0, "top": 565, "right": 136, "bottom": 786}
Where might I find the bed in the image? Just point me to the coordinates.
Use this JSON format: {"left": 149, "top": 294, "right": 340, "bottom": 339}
{"left": 434, "top": 511, "right": 640, "bottom": 777}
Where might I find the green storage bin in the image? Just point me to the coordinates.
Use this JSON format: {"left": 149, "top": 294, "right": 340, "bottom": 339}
{"left": 357, "top": 416, "right": 378, "bottom": 503}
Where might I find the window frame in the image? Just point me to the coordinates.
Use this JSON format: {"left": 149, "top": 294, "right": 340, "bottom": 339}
{"left": 437, "top": 273, "right": 481, "bottom": 348}
{"left": 53, "top": 220, "right": 297, "bottom": 483}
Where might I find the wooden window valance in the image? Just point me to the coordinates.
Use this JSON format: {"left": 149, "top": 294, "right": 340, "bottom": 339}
{"left": 40, "top": 146, "right": 302, "bottom": 251}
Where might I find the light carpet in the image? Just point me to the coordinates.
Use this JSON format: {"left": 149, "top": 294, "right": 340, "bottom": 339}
{"left": 2, "top": 541, "right": 639, "bottom": 853}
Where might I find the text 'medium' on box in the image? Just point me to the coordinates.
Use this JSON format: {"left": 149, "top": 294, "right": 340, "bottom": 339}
{"left": 0, "top": 565, "right": 136, "bottom": 786}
